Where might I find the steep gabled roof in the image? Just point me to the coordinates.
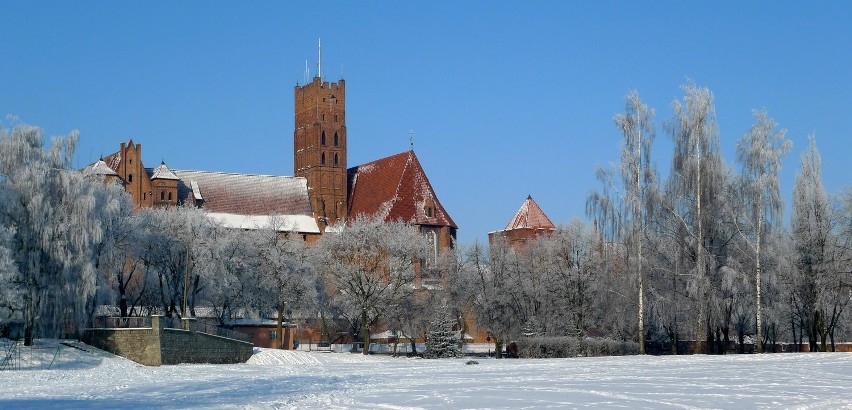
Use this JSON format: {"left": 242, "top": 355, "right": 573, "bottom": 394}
{"left": 100, "top": 151, "right": 122, "bottom": 173}
{"left": 171, "top": 170, "right": 313, "bottom": 217}
{"left": 348, "top": 150, "right": 457, "bottom": 228}
{"left": 83, "top": 159, "right": 119, "bottom": 177}
{"left": 504, "top": 195, "right": 555, "bottom": 231}
{"left": 150, "top": 162, "right": 179, "bottom": 180}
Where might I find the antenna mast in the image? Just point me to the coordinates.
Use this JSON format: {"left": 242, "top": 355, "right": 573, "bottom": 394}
{"left": 305, "top": 60, "right": 309, "bottom": 84}
{"left": 409, "top": 130, "right": 415, "bottom": 150}
{"left": 317, "top": 38, "right": 322, "bottom": 79}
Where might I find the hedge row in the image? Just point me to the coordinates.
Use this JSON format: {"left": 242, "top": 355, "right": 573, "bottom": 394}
{"left": 517, "top": 336, "right": 639, "bottom": 358}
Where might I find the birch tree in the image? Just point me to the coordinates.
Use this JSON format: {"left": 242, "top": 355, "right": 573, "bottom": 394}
{"left": 735, "top": 110, "right": 791, "bottom": 352}
{"left": 664, "top": 83, "right": 731, "bottom": 353}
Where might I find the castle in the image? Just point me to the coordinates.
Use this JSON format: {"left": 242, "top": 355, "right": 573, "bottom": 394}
{"left": 85, "top": 68, "right": 457, "bottom": 255}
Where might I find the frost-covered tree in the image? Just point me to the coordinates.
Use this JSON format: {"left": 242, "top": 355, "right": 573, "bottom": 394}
{"left": 314, "top": 216, "right": 424, "bottom": 355}
{"left": 257, "top": 226, "right": 317, "bottom": 349}
{"left": 194, "top": 226, "right": 263, "bottom": 325}
{"left": 588, "top": 90, "right": 656, "bottom": 353}
{"left": 790, "top": 137, "right": 851, "bottom": 351}
{"left": 0, "top": 123, "right": 119, "bottom": 343}
{"left": 467, "top": 237, "right": 523, "bottom": 358}
{"left": 423, "top": 300, "right": 461, "bottom": 358}
{"left": 734, "top": 110, "right": 791, "bottom": 352}
{"left": 0, "top": 226, "right": 20, "bottom": 320}
{"left": 135, "top": 206, "right": 214, "bottom": 318}
{"left": 664, "top": 83, "right": 737, "bottom": 353}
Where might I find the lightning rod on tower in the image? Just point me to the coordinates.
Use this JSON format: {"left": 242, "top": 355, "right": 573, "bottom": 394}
{"left": 317, "top": 38, "right": 322, "bottom": 79}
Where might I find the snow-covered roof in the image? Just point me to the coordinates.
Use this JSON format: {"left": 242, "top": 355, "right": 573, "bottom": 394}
{"left": 503, "top": 195, "right": 555, "bottom": 231}
{"left": 207, "top": 212, "right": 320, "bottom": 233}
{"left": 347, "top": 150, "right": 457, "bottom": 228}
{"left": 172, "top": 169, "right": 313, "bottom": 218}
{"left": 83, "top": 159, "right": 119, "bottom": 177}
{"left": 150, "top": 161, "right": 179, "bottom": 180}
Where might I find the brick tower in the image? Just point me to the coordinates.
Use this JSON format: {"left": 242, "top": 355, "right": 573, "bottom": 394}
{"left": 294, "top": 74, "right": 347, "bottom": 229}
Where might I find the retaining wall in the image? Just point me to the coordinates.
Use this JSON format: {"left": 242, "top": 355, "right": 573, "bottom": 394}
{"left": 83, "top": 316, "right": 252, "bottom": 366}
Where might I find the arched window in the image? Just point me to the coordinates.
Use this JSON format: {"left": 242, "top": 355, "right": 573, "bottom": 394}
{"left": 334, "top": 132, "right": 339, "bottom": 146}
{"left": 321, "top": 131, "right": 326, "bottom": 146}
{"left": 160, "top": 191, "right": 165, "bottom": 201}
{"left": 334, "top": 153, "right": 339, "bottom": 167}
{"left": 321, "top": 152, "right": 326, "bottom": 165}
{"left": 168, "top": 192, "right": 172, "bottom": 201}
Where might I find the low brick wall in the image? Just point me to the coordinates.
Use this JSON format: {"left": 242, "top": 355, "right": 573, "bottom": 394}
{"left": 83, "top": 316, "right": 252, "bottom": 366}
{"left": 160, "top": 328, "right": 252, "bottom": 364}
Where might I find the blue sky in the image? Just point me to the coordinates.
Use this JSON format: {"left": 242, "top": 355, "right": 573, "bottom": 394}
{"left": 2, "top": 2, "right": 850, "bottom": 244}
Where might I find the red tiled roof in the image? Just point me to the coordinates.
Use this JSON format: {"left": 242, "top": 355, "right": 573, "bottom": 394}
{"left": 347, "top": 151, "right": 457, "bottom": 228}
{"left": 504, "top": 195, "right": 555, "bottom": 231}
{"left": 101, "top": 151, "right": 122, "bottom": 173}
{"left": 172, "top": 170, "right": 313, "bottom": 217}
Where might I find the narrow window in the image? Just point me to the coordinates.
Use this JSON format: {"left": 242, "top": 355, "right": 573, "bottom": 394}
{"left": 128, "top": 174, "right": 133, "bottom": 182}
{"left": 334, "top": 115, "right": 338, "bottom": 123}
{"left": 334, "top": 132, "right": 339, "bottom": 146}
{"left": 168, "top": 192, "right": 172, "bottom": 201}
{"left": 160, "top": 191, "right": 165, "bottom": 201}
{"left": 321, "top": 131, "right": 326, "bottom": 146}
{"left": 334, "top": 153, "right": 339, "bottom": 167}
{"left": 143, "top": 193, "right": 146, "bottom": 200}
{"left": 321, "top": 152, "right": 326, "bottom": 165}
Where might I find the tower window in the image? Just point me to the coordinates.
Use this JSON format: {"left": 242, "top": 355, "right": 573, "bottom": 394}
{"left": 128, "top": 174, "right": 133, "bottom": 183}
{"left": 334, "top": 132, "right": 339, "bottom": 146}
{"left": 334, "top": 153, "right": 339, "bottom": 167}
{"left": 334, "top": 115, "right": 338, "bottom": 123}
{"left": 321, "top": 131, "right": 326, "bottom": 146}
{"left": 160, "top": 191, "right": 165, "bottom": 201}
{"left": 321, "top": 152, "right": 326, "bottom": 165}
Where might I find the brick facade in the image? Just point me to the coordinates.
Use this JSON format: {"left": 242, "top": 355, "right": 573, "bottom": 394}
{"left": 295, "top": 76, "right": 348, "bottom": 229}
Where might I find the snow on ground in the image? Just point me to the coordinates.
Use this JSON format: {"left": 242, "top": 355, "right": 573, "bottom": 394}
{"left": 2, "top": 339, "right": 851, "bottom": 409}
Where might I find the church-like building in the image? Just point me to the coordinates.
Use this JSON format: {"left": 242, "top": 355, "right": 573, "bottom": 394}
{"left": 85, "top": 71, "right": 457, "bottom": 252}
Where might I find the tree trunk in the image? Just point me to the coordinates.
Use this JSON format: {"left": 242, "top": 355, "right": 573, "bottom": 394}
{"left": 361, "top": 310, "right": 370, "bottom": 355}
{"left": 494, "top": 339, "right": 503, "bottom": 359}
{"left": 755, "top": 203, "right": 763, "bottom": 353}
{"left": 277, "top": 302, "right": 284, "bottom": 349}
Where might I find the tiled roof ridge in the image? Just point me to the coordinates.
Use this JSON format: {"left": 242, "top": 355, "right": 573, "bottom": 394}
{"left": 171, "top": 169, "right": 306, "bottom": 179}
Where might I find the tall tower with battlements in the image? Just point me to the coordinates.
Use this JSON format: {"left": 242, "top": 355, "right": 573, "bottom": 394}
{"left": 294, "top": 74, "right": 347, "bottom": 229}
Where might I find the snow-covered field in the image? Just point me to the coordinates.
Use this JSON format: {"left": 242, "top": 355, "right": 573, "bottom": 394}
{"left": 1, "top": 339, "right": 851, "bottom": 409}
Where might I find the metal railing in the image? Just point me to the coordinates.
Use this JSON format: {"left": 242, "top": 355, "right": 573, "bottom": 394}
{"left": 180, "top": 320, "right": 252, "bottom": 343}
